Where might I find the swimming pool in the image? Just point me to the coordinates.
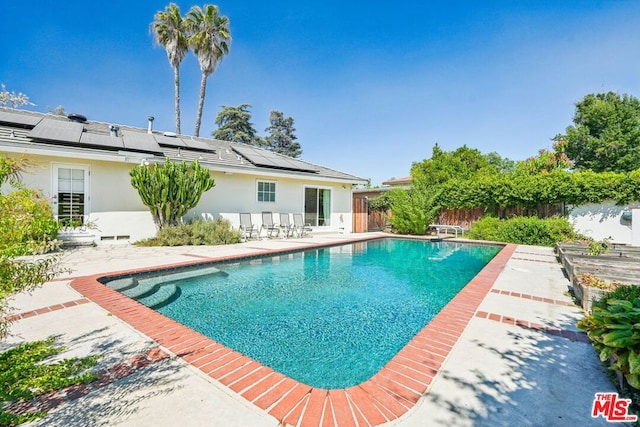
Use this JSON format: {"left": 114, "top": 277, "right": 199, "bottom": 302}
{"left": 104, "top": 238, "right": 500, "bottom": 388}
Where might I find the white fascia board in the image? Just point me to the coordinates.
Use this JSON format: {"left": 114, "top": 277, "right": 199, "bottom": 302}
{"left": 203, "top": 162, "right": 367, "bottom": 185}
{"left": 0, "top": 142, "right": 157, "bottom": 164}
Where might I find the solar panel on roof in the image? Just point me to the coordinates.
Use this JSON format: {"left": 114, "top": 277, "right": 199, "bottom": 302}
{"left": 0, "top": 111, "right": 42, "bottom": 127}
{"left": 184, "top": 138, "right": 216, "bottom": 152}
{"left": 28, "top": 118, "right": 83, "bottom": 142}
{"left": 80, "top": 133, "right": 124, "bottom": 150}
{"left": 154, "top": 134, "right": 188, "bottom": 148}
{"left": 232, "top": 145, "right": 319, "bottom": 173}
{"left": 122, "top": 132, "right": 164, "bottom": 155}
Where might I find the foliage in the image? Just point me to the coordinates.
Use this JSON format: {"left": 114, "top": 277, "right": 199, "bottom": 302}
{"left": 368, "top": 193, "right": 391, "bottom": 213}
{"left": 435, "top": 168, "right": 640, "bottom": 210}
{"left": 410, "top": 144, "right": 508, "bottom": 185}
{"left": 593, "top": 285, "right": 640, "bottom": 311}
{"left": 0, "top": 255, "right": 65, "bottom": 339}
{"left": 185, "top": 4, "right": 231, "bottom": 137}
{"left": 0, "top": 188, "right": 60, "bottom": 256}
{"left": 130, "top": 158, "right": 215, "bottom": 230}
{"left": 151, "top": 2, "right": 189, "bottom": 134}
{"left": 577, "top": 291, "right": 640, "bottom": 389}
{"left": 387, "top": 183, "right": 441, "bottom": 235}
{"left": 0, "top": 83, "right": 35, "bottom": 109}
{"left": 555, "top": 92, "right": 640, "bottom": 172}
{"left": 212, "top": 104, "right": 263, "bottom": 145}
{"left": 264, "top": 111, "right": 302, "bottom": 158}
{"left": 136, "top": 218, "right": 241, "bottom": 246}
{"left": 46, "top": 105, "right": 66, "bottom": 116}
{"left": 0, "top": 338, "right": 100, "bottom": 425}
{"left": 515, "top": 140, "right": 573, "bottom": 174}
{"left": 588, "top": 238, "right": 611, "bottom": 256}
{"left": 577, "top": 273, "right": 617, "bottom": 290}
{"left": 467, "top": 216, "right": 581, "bottom": 246}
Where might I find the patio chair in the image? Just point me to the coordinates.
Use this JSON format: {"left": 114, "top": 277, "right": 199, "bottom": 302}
{"left": 261, "top": 211, "right": 280, "bottom": 238}
{"left": 239, "top": 213, "right": 259, "bottom": 240}
{"left": 279, "top": 213, "right": 295, "bottom": 238}
{"left": 293, "top": 213, "right": 312, "bottom": 238}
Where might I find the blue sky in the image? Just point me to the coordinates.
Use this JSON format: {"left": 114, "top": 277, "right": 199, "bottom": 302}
{"left": 2, "top": 1, "right": 640, "bottom": 185}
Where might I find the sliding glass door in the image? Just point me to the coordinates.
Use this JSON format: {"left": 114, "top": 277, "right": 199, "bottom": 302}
{"left": 304, "top": 187, "right": 331, "bottom": 226}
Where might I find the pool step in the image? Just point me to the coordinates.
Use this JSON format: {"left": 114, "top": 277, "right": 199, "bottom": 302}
{"left": 106, "top": 277, "right": 139, "bottom": 292}
{"left": 106, "top": 266, "right": 227, "bottom": 308}
{"left": 121, "top": 280, "right": 159, "bottom": 300}
{"left": 137, "top": 284, "right": 180, "bottom": 309}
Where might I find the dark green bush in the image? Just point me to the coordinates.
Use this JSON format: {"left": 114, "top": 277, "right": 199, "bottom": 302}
{"left": 468, "top": 216, "right": 581, "bottom": 246}
{"left": 593, "top": 285, "right": 640, "bottom": 311}
{"left": 136, "top": 218, "right": 241, "bottom": 246}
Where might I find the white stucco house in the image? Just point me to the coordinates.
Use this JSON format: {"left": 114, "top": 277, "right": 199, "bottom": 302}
{"left": 0, "top": 108, "right": 367, "bottom": 244}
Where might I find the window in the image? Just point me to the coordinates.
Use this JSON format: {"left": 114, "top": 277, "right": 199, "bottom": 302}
{"left": 304, "top": 187, "right": 331, "bottom": 226}
{"left": 257, "top": 181, "right": 276, "bottom": 202}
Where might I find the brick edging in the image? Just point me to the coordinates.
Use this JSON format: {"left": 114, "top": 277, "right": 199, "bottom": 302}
{"left": 66, "top": 240, "right": 516, "bottom": 426}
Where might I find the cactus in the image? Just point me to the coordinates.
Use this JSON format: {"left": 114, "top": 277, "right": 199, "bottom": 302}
{"left": 130, "top": 158, "right": 215, "bottom": 230}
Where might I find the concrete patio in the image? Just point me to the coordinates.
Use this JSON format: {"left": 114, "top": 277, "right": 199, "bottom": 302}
{"left": 3, "top": 233, "right": 620, "bottom": 426}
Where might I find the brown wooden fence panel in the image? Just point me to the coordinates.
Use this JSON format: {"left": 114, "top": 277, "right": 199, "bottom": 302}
{"left": 438, "top": 203, "right": 565, "bottom": 228}
{"left": 352, "top": 198, "right": 368, "bottom": 233}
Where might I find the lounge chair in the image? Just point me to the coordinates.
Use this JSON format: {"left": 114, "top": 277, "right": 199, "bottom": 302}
{"left": 279, "top": 213, "right": 295, "bottom": 238}
{"left": 261, "top": 211, "right": 280, "bottom": 238}
{"left": 239, "top": 213, "right": 259, "bottom": 240}
{"left": 293, "top": 213, "right": 312, "bottom": 238}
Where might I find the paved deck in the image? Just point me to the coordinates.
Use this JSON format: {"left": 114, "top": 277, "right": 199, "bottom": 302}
{"left": 3, "top": 234, "right": 617, "bottom": 426}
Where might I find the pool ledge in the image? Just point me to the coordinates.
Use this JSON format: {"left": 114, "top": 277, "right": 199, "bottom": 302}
{"left": 70, "top": 241, "right": 517, "bottom": 426}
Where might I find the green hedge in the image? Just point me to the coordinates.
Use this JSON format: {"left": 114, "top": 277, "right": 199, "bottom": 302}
{"left": 437, "top": 169, "right": 640, "bottom": 210}
{"left": 467, "top": 216, "right": 582, "bottom": 246}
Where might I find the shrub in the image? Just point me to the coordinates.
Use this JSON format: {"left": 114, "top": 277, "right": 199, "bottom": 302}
{"left": 468, "top": 216, "right": 581, "bottom": 246}
{"left": 578, "top": 287, "right": 640, "bottom": 389}
{"left": 136, "top": 218, "right": 241, "bottom": 246}
{"left": 0, "top": 188, "right": 59, "bottom": 256}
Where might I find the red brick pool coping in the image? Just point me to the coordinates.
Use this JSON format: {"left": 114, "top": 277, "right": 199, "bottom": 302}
{"left": 68, "top": 240, "right": 517, "bottom": 426}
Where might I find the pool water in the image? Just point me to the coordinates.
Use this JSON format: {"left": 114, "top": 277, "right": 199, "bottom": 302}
{"left": 117, "top": 239, "right": 500, "bottom": 388}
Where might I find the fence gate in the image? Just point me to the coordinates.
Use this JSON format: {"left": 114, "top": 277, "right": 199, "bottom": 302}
{"left": 352, "top": 197, "right": 368, "bottom": 233}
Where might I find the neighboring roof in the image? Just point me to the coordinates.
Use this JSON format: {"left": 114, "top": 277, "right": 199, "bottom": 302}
{"left": 0, "top": 108, "right": 367, "bottom": 184}
{"left": 382, "top": 176, "right": 412, "bottom": 186}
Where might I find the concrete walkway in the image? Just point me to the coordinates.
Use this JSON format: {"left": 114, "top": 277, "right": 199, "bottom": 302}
{"left": 2, "top": 236, "right": 619, "bottom": 426}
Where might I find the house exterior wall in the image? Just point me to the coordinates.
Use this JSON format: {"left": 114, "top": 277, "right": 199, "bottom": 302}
{"left": 4, "top": 153, "right": 355, "bottom": 244}
{"left": 568, "top": 202, "right": 635, "bottom": 244}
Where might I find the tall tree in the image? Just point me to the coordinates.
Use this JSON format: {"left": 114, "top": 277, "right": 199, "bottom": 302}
{"left": 554, "top": 92, "right": 640, "bottom": 172}
{"left": 185, "top": 4, "right": 231, "bottom": 137}
{"left": 212, "top": 104, "right": 262, "bottom": 145}
{"left": 410, "top": 144, "right": 504, "bottom": 184}
{"left": 151, "top": 3, "right": 189, "bottom": 134}
{"left": 264, "top": 110, "right": 302, "bottom": 158}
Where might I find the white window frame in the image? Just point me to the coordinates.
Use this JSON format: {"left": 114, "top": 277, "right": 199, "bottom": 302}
{"left": 51, "top": 163, "right": 91, "bottom": 227}
{"left": 256, "top": 180, "right": 277, "bottom": 203}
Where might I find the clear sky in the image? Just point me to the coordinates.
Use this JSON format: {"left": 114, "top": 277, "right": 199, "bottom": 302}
{"left": 2, "top": 1, "right": 640, "bottom": 185}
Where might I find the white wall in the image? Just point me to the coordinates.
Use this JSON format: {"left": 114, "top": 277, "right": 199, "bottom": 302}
{"left": 5, "top": 153, "right": 356, "bottom": 244}
{"left": 568, "top": 202, "right": 635, "bottom": 244}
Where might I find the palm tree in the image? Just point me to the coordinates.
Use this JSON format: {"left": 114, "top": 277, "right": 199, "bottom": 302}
{"left": 151, "top": 3, "right": 189, "bottom": 134}
{"left": 186, "top": 4, "right": 231, "bottom": 137}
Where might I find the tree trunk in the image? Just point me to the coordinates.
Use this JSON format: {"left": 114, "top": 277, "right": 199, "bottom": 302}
{"left": 194, "top": 72, "right": 208, "bottom": 137}
{"left": 174, "top": 66, "right": 181, "bottom": 135}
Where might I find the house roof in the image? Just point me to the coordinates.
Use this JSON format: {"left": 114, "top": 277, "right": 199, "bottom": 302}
{"left": 0, "top": 108, "right": 367, "bottom": 184}
{"left": 381, "top": 176, "right": 412, "bottom": 186}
